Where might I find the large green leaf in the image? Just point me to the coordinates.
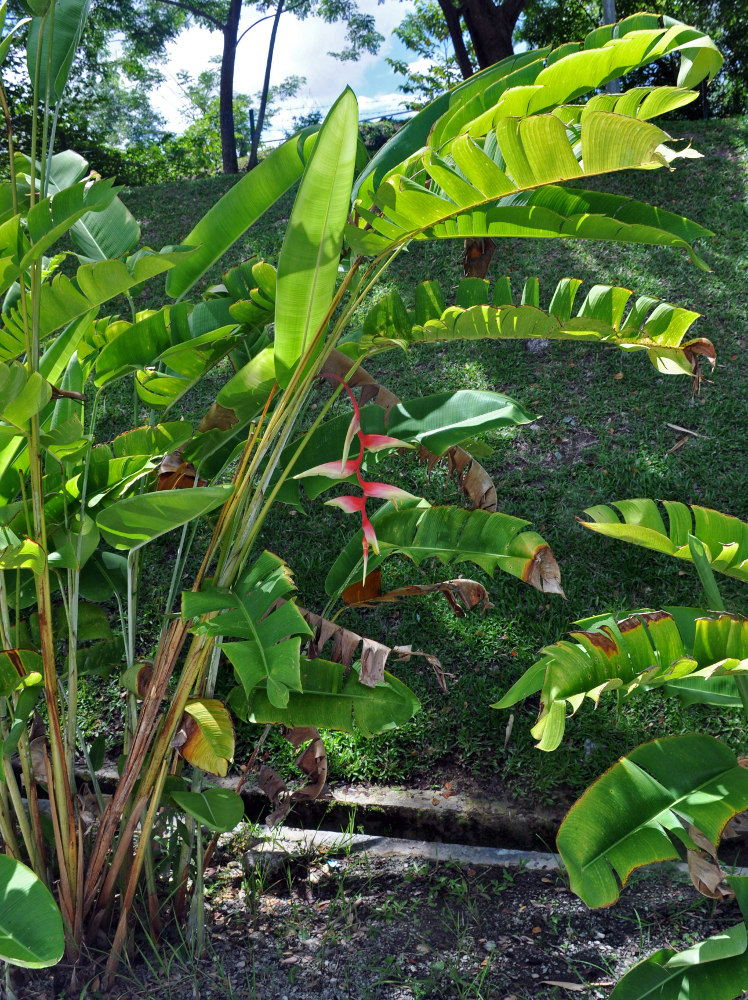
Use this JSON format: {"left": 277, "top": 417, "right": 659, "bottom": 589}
{"left": 582, "top": 500, "right": 748, "bottom": 582}
{"left": 1, "top": 258, "right": 181, "bottom": 361}
{"left": 354, "top": 276, "right": 708, "bottom": 376}
{"left": 557, "top": 735, "right": 748, "bottom": 909}
{"left": 234, "top": 656, "right": 420, "bottom": 737}
{"left": 274, "top": 88, "right": 359, "bottom": 387}
{"left": 0, "top": 362, "right": 52, "bottom": 432}
{"left": 424, "top": 15, "right": 719, "bottom": 150}
{"left": 96, "top": 484, "right": 232, "bottom": 551}
{"left": 171, "top": 787, "right": 244, "bottom": 833}
{"left": 182, "top": 551, "right": 312, "bottom": 710}
{"left": 0, "top": 855, "right": 64, "bottom": 968}
{"left": 609, "top": 924, "right": 748, "bottom": 1000}
{"left": 325, "top": 500, "right": 563, "bottom": 599}
{"left": 348, "top": 16, "right": 720, "bottom": 263}
{"left": 495, "top": 608, "right": 748, "bottom": 751}
{"left": 26, "top": 0, "right": 91, "bottom": 104}
{"left": 165, "top": 130, "right": 318, "bottom": 301}
{"left": 178, "top": 698, "right": 234, "bottom": 777}
{"left": 22, "top": 148, "right": 140, "bottom": 261}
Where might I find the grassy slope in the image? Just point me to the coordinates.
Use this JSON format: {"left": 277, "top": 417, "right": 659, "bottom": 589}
{"left": 114, "top": 117, "right": 748, "bottom": 805}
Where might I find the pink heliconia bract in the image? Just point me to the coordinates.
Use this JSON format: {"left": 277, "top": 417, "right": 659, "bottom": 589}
{"left": 305, "top": 372, "right": 419, "bottom": 583}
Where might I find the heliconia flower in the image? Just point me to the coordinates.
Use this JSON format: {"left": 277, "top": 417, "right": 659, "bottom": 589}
{"left": 361, "top": 515, "right": 379, "bottom": 554}
{"left": 317, "top": 369, "right": 418, "bottom": 585}
{"left": 359, "top": 433, "right": 414, "bottom": 453}
{"left": 361, "top": 514, "right": 380, "bottom": 584}
{"left": 325, "top": 495, "right": 366, "bottom": 514}
{"left": 360, "top": 482, "right": 417, "bottom": 505}
{"left": 294, "top": 459, "right": 359, "bottom": 480}
{"left": 340, "top": 411, "right": 361, "bottom": 472}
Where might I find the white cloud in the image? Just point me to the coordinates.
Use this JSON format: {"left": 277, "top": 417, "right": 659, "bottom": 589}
{"left": 152, "top": 0, "right": 414, "bottom": 134}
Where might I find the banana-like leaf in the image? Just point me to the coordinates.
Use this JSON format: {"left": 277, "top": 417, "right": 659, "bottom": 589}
{"left": 0, "top": 177, "right": 118, "bottom": 284}
{"left": 182, "top": 551, "right": 313, "bottom": 710}
{"left": 495, "top": 608, "right": 748, "bottom": 751}
{"left": 16, "top": 149, "right": 140, "bottom": 262}
{"left": 609, "top": 875, "right": 748, "bottom": 1000}
{"left": 349, "top": 173, "right": 712, "bottom": 267}
{"left": 96, "top": 484, "right": 232, "bottom": 552}
{"left": 174, "top": 699, "right": 234, "bottom": 777}
{"left": 170, "top": 787, "right": 244, "bottom": 833}
{"left": 0, "top": 854, "right": 64, "bottom": 968}
{"left": 325, "top": 499, "right": 563, "bottom": 599}
{"left": 26, "top": 0, "right": 91, "bottom": 105}
{"left": 0, "top": 254, "right": 186, "bottom": 362}
{"left": 557, "top": 734, "right": 748, "bottom": 909}
{"left": 166, "top": 129, "right": 319, "bottom": 301}
{"left": 274, "top": 88, "right": 359, "bottom": 387}
{"left": 349, "top": 16, "right": 719, "bottom": 261}
{"left": 354, "top": 276, "right": 710, "bottom": 377}
{"left": 0, "top": 362, "right": 52, "bottom": 432}
{"left": 231, "top": 656, "right": 420, "bottom": 737}
{"left": 582, "top": 500, "right": 748, "bottom": 582}
{"left": 427, "top": 17, "right": 720, "bottom": 149}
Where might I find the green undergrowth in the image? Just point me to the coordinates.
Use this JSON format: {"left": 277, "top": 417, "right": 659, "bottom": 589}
{"left": 97, "top": 116, "right": 748, "bottom": 807}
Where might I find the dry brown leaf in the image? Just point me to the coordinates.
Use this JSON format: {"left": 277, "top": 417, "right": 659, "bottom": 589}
{"left": 462, "top": 237, "right": 496, "bottom": 279}
{"left": 301, "top": 608, "right": 364, "bottom": 668}
{"left": 687, "top": 850, "right": 734, "bottom": 900}
{"left": 446, "top": 446, "right": 497, "bottom": 511}
{"left": 723, "top": 810, "right": 748, "bottom": 839}
{"left": 522, "top": 544, "right": 565, "bottom": 597}
{"left": 688, "top": 824, "right": 718, "bottom": 858}
{"left": 341, "top": 568, "right": 383, "bottom": 605}
{"left": 393, "top": 645, "right": 448, "bottom": 692}
{"left": 29, "top": 735, "right": 47, "bottom": 784}
{"left": 291, "top": 732, "right": 328, "bottom": 802}
{"left": 198, "top": 402, "right": 238, "bottom": 433}
{"left": 359, "top": 638, "right": 390, "bottom": 687}
{"left": 284, "top": 726, "right": 320, "bottom": 749}
{"left": 157, "top": 451, "right": 206, "bottom": 491}
{"left": 345, "top": 577, "right": 493, "bottom": 617}
{"left": 258, "top": 766, "right": 291, "bottom": 827}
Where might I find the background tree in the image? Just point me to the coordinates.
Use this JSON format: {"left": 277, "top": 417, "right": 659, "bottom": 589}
{"left": 387, "top": 0, "right": 476, "bottom": 108}
{"left": 178, "top": 63, "right": 304, "bottom": 162}
{"left": 150, "top": 0, "right": 383, "bottom": 174}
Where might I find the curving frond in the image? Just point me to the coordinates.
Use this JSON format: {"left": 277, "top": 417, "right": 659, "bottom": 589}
{"left": 325, "top": 499, "right": 564, "bottom": 600}
{"left": 581, "top": 500, "right": 748, "bottom": 583}
{"left": 355, "top": 275, "right": 712, "bottom": 377}
{"left": 350, "top": 14, "right": 720, "bottom": 263}
{"left": 494, "top": 608, "right": 748, "bottom": 751}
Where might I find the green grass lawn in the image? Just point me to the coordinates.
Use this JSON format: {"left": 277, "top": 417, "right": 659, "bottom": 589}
{"left": 107, "top": 116, "right": 748, "bottom": 806}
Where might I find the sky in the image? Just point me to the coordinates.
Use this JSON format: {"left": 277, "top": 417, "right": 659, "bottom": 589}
{"left": 151, "top": 0, "right": 418, "bottom": 141}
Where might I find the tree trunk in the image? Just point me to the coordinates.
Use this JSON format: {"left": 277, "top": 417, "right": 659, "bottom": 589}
{"left": 219, "top": 0, "right": 242, "bottom": 174}
{"left": 436, "top": 0, "right": 474, "bottom": 78}
{"left": 602, "top": 0, "right": 621, "bottom": 94}
{"left": 459, "top": 0, "right": 528, "bottom": 69}
{"left": 248, "top": 0, "right": 285, "bottom": 171}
